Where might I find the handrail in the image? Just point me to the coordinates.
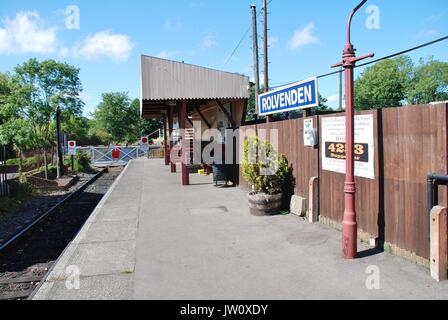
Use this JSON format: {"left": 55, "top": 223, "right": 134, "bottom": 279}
{"left": 147, "top": 128, "right": 162, "bottom": 139}
{"left": 427, "top": 173, "right": 448, "bottom": 240}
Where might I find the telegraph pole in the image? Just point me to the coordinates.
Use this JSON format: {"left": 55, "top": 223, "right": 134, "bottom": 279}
{"left": 331, "top": 0, "right": 374, "bottom": 259}
{"left": 56, "top": 106, "right": 64, "bottom": 179}
{"left": 251, "top": 5, "right": 260, "bottom": 119}
{"left": 263, "top": 0, "right": 273, "bottom": 123}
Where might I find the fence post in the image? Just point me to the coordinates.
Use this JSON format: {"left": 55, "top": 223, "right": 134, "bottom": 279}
{"left": 308, "top": 176, "right": 319, "bottom": 223}
{"left": 430, "top": 206, "right": 448, "bottom": 282}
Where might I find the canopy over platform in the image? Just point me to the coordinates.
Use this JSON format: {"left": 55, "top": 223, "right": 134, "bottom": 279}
{"left": 140, "top": 55, "right": 249, "bottom": 118}
{"left": 140, "top": 54, "right": 250, "bottom": 186}
{"left": 141, "top": 55, "right": 249, "bottom": 101}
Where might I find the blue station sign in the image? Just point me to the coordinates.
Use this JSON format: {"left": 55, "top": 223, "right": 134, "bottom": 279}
{"left": 258, "top": 76, "right": 319, "bottom": 116}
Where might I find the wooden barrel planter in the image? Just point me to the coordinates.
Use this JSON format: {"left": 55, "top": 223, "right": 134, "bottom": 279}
{"left": 248, "top": 192, "right": 283, "bottom": 216}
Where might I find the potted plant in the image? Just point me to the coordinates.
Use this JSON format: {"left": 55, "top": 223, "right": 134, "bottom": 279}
{"left": 242, "top": 137, "right": 289, "bottom": 216}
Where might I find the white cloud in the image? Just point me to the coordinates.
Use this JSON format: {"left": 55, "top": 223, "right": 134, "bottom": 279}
{"left": 75, "top": 30, "right": 134, "bottom": 62}
{"left": 288, "top": 22, "right": 319, "bottom": 50}
{"left": 326, "top": 95, "right": 339, "bottom": 103}
{"left": 202, "top": 33, "right": 217, "bottom": 48}
{"left": 157, "top": 50, "right": 181, "bottom": 59}
{"left": 0, "top": 11, "right": 57, "bottom": 54}
{"left": 58, "top": 47, "right": 69, "bottom": 58}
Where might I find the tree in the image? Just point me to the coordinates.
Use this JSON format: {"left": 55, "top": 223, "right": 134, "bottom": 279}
{"left": 0, "top": 72, "right": 34, "bottom": 172}
{"left": 0, "top": 118, "right": 34, "bottom": 173}
{"left": 129, "top": 98, "right": 163, "bottom": 141}
{"left": 316, "top": 93, "right": 329, "bottom": 111}
{"left": 407, "top": 57, "right": 448, "bottom": 104}
{"left": 354, "top": 56, "right": 414, "bottom": 110}
{"left": 63, "top": 115, "right": 90, "bottom": 145}
{"left": 91, "top": 93, "right": 161, "bottom": 143}
{"left": 9, "top": 59, "right": 84, "bottom": 177}
{"left": 6, "top": 58, "right": 84, "bottom": 178}
{"left": 0, "top": 72, "right": 11, "bottom": 124}
{"left": 245, "top": 86, "right": 258, "bottom": 122}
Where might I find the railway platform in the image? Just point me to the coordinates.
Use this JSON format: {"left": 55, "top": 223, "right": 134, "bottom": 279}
{"left": 33, "top": 158, "right": 448, "bottom": 300}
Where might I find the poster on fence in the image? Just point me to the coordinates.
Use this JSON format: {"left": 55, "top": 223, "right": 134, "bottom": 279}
{"left": 321, "top": 114, "right": 375, "bottom": 180}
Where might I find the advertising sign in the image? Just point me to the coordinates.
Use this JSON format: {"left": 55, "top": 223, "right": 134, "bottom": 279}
{"left": 321, "top": 115, "right": 375, "bottom": 179}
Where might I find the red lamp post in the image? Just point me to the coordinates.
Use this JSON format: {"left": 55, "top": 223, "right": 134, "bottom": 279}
{"left": 331, "top": 0, "right": 374, "bottom": 259}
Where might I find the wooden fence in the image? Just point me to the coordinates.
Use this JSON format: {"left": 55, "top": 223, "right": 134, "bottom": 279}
{"left": 239, "top": 103, "right": 448, "bottom": 261}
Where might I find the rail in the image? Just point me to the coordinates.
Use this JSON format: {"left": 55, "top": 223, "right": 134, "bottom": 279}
{"left": 0, "top": 169, "right": 106, "bottom": 253}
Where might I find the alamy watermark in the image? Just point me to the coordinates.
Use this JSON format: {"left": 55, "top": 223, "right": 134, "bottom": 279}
{"left": 365, "top": 265, "right": 381, "bottom": 290}
{"left": 65, "top": 5, "right": 80, "bottom": 30}
{"left": 365, "top": 5, "right": 380, "bottom": 30}
{"left": 65, "top": 265, "right": 81, "bottom": 290}
{"left": 169, "top": 121, "right": 280, "bottom": 176}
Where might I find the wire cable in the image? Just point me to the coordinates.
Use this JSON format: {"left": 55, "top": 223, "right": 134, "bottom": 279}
{"left": 270, "top": 35, "right": 448, "bottom": 88}
{"left": 224, "top": 0, "right": 273, "bottom": 66}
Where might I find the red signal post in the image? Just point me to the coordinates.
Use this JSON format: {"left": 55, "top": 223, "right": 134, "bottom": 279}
{"left": 331, "top": 0, "right": 374, "bottom": 259}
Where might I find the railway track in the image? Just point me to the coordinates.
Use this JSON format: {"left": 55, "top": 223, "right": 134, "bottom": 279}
{"left": 0, "top": 167, "right": 122, "bottom": 300}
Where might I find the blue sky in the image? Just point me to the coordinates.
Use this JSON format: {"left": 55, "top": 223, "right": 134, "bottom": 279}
{"left": 0, "top": 0, "right": 446, "bottom": 116}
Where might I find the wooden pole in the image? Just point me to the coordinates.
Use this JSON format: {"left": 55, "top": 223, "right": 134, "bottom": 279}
{"left": 251, "top": 5, "right": 260, "bottom": 120}
{"left": 56, "top": 106, "right": 63, "bottom": 179}
{"left": 163, "top": 114, "right": 169, "bottom": 166}
{"left": 181, "top": 100, "right": 189, "bottom": 186}
{"left": 168, "top": 105, "right": 176, "bottom": 173}
{"left": 263, "top": 0, "right": 273, "bottom": 123}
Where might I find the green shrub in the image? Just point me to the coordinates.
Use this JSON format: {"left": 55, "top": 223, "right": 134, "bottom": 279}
{"left": 5, "top": 158, "right": 19, "bottom": 166}
{"left": 0, "top": 180, "right": 35, "bottom": 213}
{"left": 76, "top": 152, "right": 91, "bottom": 170}
{"left": 6, "top": 155, "right": 46, "bottom": 172}
{"left": 242, "top": 137, "right": 290, "bottom": 195}
{"left": 66, "top": 151, "right": 93, "bottom": 173}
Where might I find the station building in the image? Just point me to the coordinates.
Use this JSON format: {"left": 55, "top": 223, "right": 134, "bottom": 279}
{"left": 140, "top": 55, "right": 250, "bottom": 186}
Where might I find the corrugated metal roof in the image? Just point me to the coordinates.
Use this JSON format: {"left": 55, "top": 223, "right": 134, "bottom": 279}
{"left": 141, "top": 55, "right": 249, "bottom": 101}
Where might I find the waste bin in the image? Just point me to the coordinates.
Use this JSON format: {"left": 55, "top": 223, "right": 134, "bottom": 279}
{"left": 212, "top": 164, "right": 229, "bottom": 185}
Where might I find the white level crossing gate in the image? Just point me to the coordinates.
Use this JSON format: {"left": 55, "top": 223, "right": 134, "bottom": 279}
{"left": 76, "top": 145, "right": 157, "bottom": 167}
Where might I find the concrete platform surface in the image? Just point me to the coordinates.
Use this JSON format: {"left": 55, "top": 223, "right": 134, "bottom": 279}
{"left": 33, "top": 159, "right": 448, "bottom": 300}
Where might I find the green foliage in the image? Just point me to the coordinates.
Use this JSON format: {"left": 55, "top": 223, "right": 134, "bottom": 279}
{"left": 63, "top": 115, "right": 90, "bottom": 145}
{"left": 75, "top": 151, "right": 93, "bottom": 172}
{"left": 355, "top": 55, "right": 448, "bottom": 110}
{"left": 1, "top": 58, "right": 84, "bottom": 179}
{"left": 242, "top": 136, "right": 290, "bottom": 195}
{"left": 91, "top": 93, "right": 161, "bottom": 144}
{"left": 0, "top": 72, "right": 11, "bottom": 124}
{"left": 355, "top": 56, "right": 414, "bottom": 110}
{"left": 0, "top": 180, "right": 35, "bottom": 214}
{"left": 65, "top": 151, "right": 93, "bottom": 173}
{"left": 407, "top": 57, "right": 448, "bottom": 104}
{"left": 246, "top": 86, "right": 258, "bottom": 122}
{"left": 6, "top": 154, "right": 48, "bottom": 172}
{"left": 317, "top": 93, "right": 329, "bottom": 111}
{"left": 0, "top": 118, "right": 35, "bottom": 153}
